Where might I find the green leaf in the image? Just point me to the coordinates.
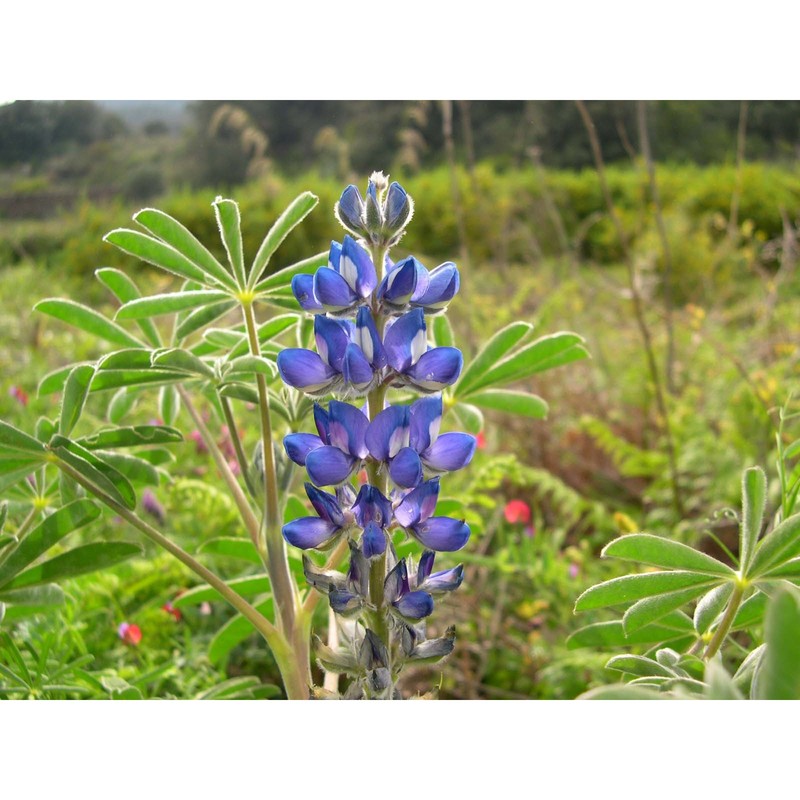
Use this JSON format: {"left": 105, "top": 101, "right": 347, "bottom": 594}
{"left": 469, "top": 332, "right": 589, "bottom": 394}
{"left": 694, "top": 582, "right": 735, "bottom": 635}
{"left": 623, "top": 582, "right": 718, "bottom": 633}
{"left": 133, "top": 207, "right": 236, "bottom": 290}
{"left": 253, "top": 250, "right": 328, "bottom": 294}
{"left": 0, "top": 462, "right": 43, "bottom": 493}
{"left": 95, "top": 268, "right": 162, "bottom": 347}
{"left": 449, "top": 402, "right": 484, "bottom": 435}
{"left": 34, "top": 298, "right": 143, "bottom": 348}
{"left": 213, "top": 198, "right": 246, "bottom": 286}
{"left": 5, "top": 542, "right": 141, "bottom": 589}
{"left": 108, "top": 387, "right": 139, "bottom": 425}
{"left": 59, "top": 365, "right": 96, "bottom": 437}
{"left": 49, "top": 436, "right": 137, "bottom": 510}
{"left": 456, "top": 322, "right": 533, "bottom": 396}
{"left": 601, "top": 534, "right": 734, "bottom": 576}
{"left": 38, "top": 364, "right": 87, "bottom": 397}
{"left": 579, "top": 684, "right": 666, "bottom": 700}
{"left": 283, "top": 495, "right": 308, "bottom": 524}
{"left": 250, "top": 192, "right": 319, "bottom": 286}
{"left": 218, "top": 383, "right": 260, "bottom": 404}
{"left": 159, "top": 384, "right": 180, "bottom": 426}
{"left": 756, "top": 585, "right": 800, "bottom": 699}
{"left": 740, "top": 466, "right": 767, "bottom": 574}
{"left": 209, "top": 598, "right": 273, "bottom": 664}
{"left": 704, "top": 659, "right": 744, "bottom": 700}
{"left": 173, "top": 574, "right": 270, "bottom": 608}
{"left": 748, "top": 512, "right": 800, "bottom": 577}
{"left": 98, "top": 348, "right": 154, "bottom": 370}
{"left": 175, "top": 299, "right": 237, "bottom": 341}
{"left": 574, "top": 571, "right": 718, "bottom": 612}
{"left": 468, "top": 389, "right": 548, "bottom": 419}
{"left": 0, "top": 500, "right": 100, "bottom": 589}
{"left": 227, "top": 314, "right": 299, "bottom": 359}
{"left": 91, "top": 369, "right": 186, "bottom": 392}
{"left": 116, "top": 290, "right": 230, "bottom": 320}
{"left": 104, "top": 229, "right": 210, "bottom": 285}
{"left": 566, "top": 610, "right": 694, "bottom": 650}
{"left": 732, "top": 591, "right": 767, "bottom": 630}
{"left": 432, "top": 314, "right": 455, "bottom": 348}
{"left": 606, "top": 654, "right": 675, "bottom": 678}
{"left": 152, "top": 349, "right": 215, "bottom": 379}
{"left": 195, "top": 676, "right": 263, "bottom": 700}
{"left": 0, "top": 421, "right": 46, "bottom": 456}
{"left": 224, "top": 355, "right": 277, "bottom": 380}
{"left": 96, "top": 451, "right": 159, "bottom": 486}
{"left": 197, "top": 537, "right": 262, "bottom": 565}
{"left": 0, "top": 584, "right": 65, "bottom": 607}
{"left": 77, "top": 425, "right": 183, "bottom": 450}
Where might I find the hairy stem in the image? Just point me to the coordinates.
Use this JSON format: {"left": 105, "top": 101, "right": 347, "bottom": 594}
{"left": 240, "top": 300, "right": 299, "bottom": 642}
{"left": 219, "top": 394, "right": 257, "bottom": 499}
{"left": 703, "top": 582, "right": 745, "bottom": 660}
{"left": 177, "top": 386, "right": 260, "bottom": 546}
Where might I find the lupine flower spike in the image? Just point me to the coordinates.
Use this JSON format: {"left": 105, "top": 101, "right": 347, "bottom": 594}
{"left": 279, "top": 174, "right": 470, "bottom": 699}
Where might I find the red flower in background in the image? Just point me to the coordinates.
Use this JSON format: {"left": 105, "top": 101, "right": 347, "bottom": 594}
{"left": 118, "top": 622, "right": 142, "bottom": 646}
{"left": 9, "top": 385, "right": 28, "bottom": 407}
{"left": 474, "top": 431, "right": 486, "bottom": 450}
{"left": 162, "top": 602, "right": 182, "bottom": 622}
{"left": 504, "top": 499, "right": 531, "bottom": 525}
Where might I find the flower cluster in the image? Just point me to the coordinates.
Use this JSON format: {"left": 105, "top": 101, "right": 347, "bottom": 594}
{"left": 277, "top": 174, "right": 472, "bottom": 698}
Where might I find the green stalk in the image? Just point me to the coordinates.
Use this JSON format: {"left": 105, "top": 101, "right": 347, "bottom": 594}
{"left": 240, "top": 300, "right": 299, "bottom": 645}
{"left": 703, "top": 581, "right": 745, "bottom": 660}
{"left": 219, "top": 394, "right": 257, "bottom": 499}
{"left": 53, "top": 458, "right": 309, "bottom": 699}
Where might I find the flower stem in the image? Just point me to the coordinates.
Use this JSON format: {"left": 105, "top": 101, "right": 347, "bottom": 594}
{"left": 240, "top": 300, "right": 299, "bottom": 642}
{"left": 703, "top": 581, "right": 745, "bottom": 660}
{"left": 219, "top": 393, "right": 257, "bottom": 499}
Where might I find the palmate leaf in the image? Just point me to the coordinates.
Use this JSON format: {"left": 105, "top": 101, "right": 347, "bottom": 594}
{"left": 227, "top": 314, "right": 299, "bottom": 359}
{"left": 151, "top": 349, "right": 215, "bottom": 379}
{"left": 732, "top": 590, "right": 767, "bottom": 630}
{"left": 116, "top": 290, "right": 231, "bottom": 321}
{"left": 76, "top": 425, "right": 183, "bottom": 450}
{"left": 432, "top": 314, "right": 455, "bottom": 348}
{"left": 0, "top": 500, "right": 100, "bottom": 589}
{"left": 455, "top": 321, "right": 533, "bottom": 396}
{"left": 0, "top": 584, "right": 65, "bottom": 608}
{"left": 449, "top": 402, "right": 484, "bottom": 435}
{"left": 579, "top": 684, "right": 666, "bottom": 700}
{"left": 3, "top": 542, "right": 141, "bottom": 590}
{"left": 574, "top": 571, "right": 717, "bottom": 612}
{"left": 747, "top": 512, "right": 800, "bottom": 578}
{"left": 59, "top": 365, "right": 96, "bottom": 437}
{"left": 91, "top": 369, "right": 188, "bottom": 393}
{"left": 466, "top": 331, "right": 589, "bottom": 394}
{"left": 740, "top": 466, "right": 767, "bottom": 573}
{"left": 249, "top": 192, "right": 319, "bottom": 287}
{"left": 754, "top": 585, "right": 800, "bottom": 699}
{"left": 601, "top": 534, "right": 734, "bottom": 576}
{"left": 694, "top": 582, "right": 735, "bottom": 635}
{"left": 95, "top": 268, "right": 162, "bottom": 347}
{"left": 213, "top": 197, "right": 247, "bottom": 287}
{"left": 96, "top": 451, "right": 160, "bottom": 486}
{"left": 468, "top": 389, "right": 548, "bottom": 419}
{"left": 622, "top": 582, "right": 720, "bottom": 633}
{"left": 567, "top": 609, "right": 694, "bottom": 650}
{"left": 224, "top": 356, "right": 277, "bottom": 381}
{"left": 175, "top": 299, "right": 237, "bottom": 341}
{"left": 253, "top": 250, "right": 329, "bottom": 295}
{"left": 133, "top": 207, "right": 236, "bottom": 291}
{"left": 606, "top": 654, "right": 676, "bottom": 678}
{"left": 34, "top": 298, "right": 144, "bottom": 349}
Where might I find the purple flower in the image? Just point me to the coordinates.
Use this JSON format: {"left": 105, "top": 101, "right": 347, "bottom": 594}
{"left": 394, "top": 478, "right": 471, "bottom": 552}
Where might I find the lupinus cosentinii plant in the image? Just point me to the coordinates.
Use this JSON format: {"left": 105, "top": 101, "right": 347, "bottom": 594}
{"left": 277, "top": 172, "right": 473, "bottom": 698}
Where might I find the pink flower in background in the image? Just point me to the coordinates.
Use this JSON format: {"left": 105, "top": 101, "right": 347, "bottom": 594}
{"left": 141, "top": 489, "right": 166, "bottom": 525}
{"left": 199, "top": 601, "right": 212, "bottom": 616}
{"left": 568, "top": 563, "right": 580, "bottom": 579}
{"left": 162, "top": 602, "right": 182, "bottom": 622}
{"left": 189, "top": 429, "right": 208, "bottom": 455}
{"left": 9, "top": 385, "right": 29, "bottom": 406}
{"left": 504, "top": 499, "right": 531, "bottom": 525}
{"left": 118, "top": 622, "right": 142, "bottom": 646}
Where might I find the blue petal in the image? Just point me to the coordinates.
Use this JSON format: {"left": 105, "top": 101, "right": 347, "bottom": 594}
{"left": 355, "top": 307, "right": 387, "bottom": 368}
{"left": 277, "top": 349, "right": 337, "bottom": 393}
{"left": 362, "top": 521, "right": 387, "bottom": 559}
{"left": 339, "top": 235, "right": 377, "bottom": 298}
{"left": 314, "top": 315, "right": 350, "bottom": 371}
{"left": 329, "top": 589, "right": 364, "bottom": 617}
{"left": 304, "top": 482, "right": 345, "bottom": 526}
{"left": 336, "top": 185, "right": 365, "bottom": 231}
{"left": 394, "top": 478, "right": 440, "bottom": 528}
{"left": 384, "top": 182, "right": 410, "bottom": 228}
{"left": 384, "top": 559, "right": 410, "bottom": 603}
{"left": 305, "top": 445, "right": 359, "bottom": 487}
{"left": 282, "top": 516, "right": 340, "bottom": 549}
{"left": 389, "top": 446, "right": 424, "bottom": 489}
{"left": 411, "top": 517, "right": 471, "bottom": 551}
{"left": 352, "top": 484, "right": 393, "bottom": 529}
{"left": 384, "top": 308, "right": 427, "bottom": 372}
{"left": 394, "top": 591, "right": 434, "bottom": 619}
{"left": 421, "top": 432, "right": 477, "bottom": 473}
{"left": 291, "top": 274, "right": 323, "bottom": 313}
{"left": 327, "top": 401, "right": 369, "bottom": 458}
{"left": 365, "top": 405, "right": 410, "bottom": 461}
{"left": 328, "top": 240, "right": 343, "bottom": 270}
{"left": 419, "top": 564, "right": 464, "bottom": 594}
{"left": 404, "top": 347, "right": 463, "bottom": 391}
{"left": 283, "top": 433, "right": 324, "bottom": 466}
{"left": 342, "top": 343, "right": 375, "bottom": 392}
{"left": 416, "top": 550, "right": 436, "bottom": 585}
{"left": 377, "top": 257, "right": 418, "bottom": 309}
{"left": 313, "top": 403, "right": 330, "bottom": 443}
{"left": 412, "top": 262, "right": 460, "bottom": 310}
{"left": 314, "top": 267, "right": 358, "bottom": 312}
{"left": 409, "top": 395, "right": 443, "bottom": 453}
{"left": 347, "top": 539, "right": 369, "bottom": 596}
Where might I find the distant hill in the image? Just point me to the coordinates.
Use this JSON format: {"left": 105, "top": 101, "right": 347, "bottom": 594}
{"left": 97, "top": 100, "right": 190, "bottom": 132}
